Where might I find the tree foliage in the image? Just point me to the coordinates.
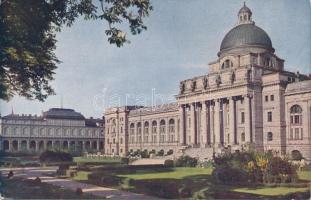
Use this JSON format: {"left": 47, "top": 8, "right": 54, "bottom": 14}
{"left": 0, "top": 0, "right": 152, "bottom": 101}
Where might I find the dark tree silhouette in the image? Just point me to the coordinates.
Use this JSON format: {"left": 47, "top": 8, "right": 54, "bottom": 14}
{"left": 0, "top": 0, "right": 152, "bottom": 101}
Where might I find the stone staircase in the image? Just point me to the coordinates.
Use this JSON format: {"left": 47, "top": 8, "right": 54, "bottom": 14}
{"left": 183, "top": 147, "right": 214, "bottom": 161}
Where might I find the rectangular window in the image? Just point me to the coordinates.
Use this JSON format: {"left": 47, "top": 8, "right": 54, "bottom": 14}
{"left": 290, "top": 116, "right": 293, "bottom": 124}
{"left": 267, "top": 112, "right": 272, "bottom": 122}
{"left": 270, "top": 95, "right": 274, "bottom": 101}
{"left": 301, "top": 128, "right": 303, "bottom": 140}
{"left": 265, "top": 95, "right": 269, "bottom": 102}
{"left": 290, "top": 128, "right": 293, "bottom": 140}
{"left": 241, "top": 112, "right": 245, "bottom": 124}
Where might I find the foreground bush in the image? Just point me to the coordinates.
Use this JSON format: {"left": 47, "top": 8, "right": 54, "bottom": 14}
{"left": 39, "top": 151, "right": 73, "bottom": 163}
{"left": 212, "top": 151, "right": 298, "bottom": 184}
{"left": 175, "top": 155, "right": 198, "bottom": 167}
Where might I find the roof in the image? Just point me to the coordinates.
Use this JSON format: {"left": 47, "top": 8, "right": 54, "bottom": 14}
{"left": 220, "top": 24, "right": 273, "bottom": 52}
{"left": 42, "top": 108, "right": 85, "bottom": 120}
{"left": 85, "top": 118, "right": 104, "bottom": 127}
{"left": 285, "top": 80, "right": 311, "bottom": 94}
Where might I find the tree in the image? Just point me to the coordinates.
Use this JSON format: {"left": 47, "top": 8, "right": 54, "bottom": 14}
{"left": 0, "top": 0, "right": 152, "bottom": 101}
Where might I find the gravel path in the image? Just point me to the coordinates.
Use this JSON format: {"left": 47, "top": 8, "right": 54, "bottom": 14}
{"left": 0, "top": 167, "right": 161, "bottom": 200}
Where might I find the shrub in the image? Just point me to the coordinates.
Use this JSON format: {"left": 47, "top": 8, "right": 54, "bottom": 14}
{"left": 156, "top": 149, "right": 164, "bottom": 156}
{"left": 121, "top": 157, "right": 129, "bottom": 165}
{"left": 175, "top": 155, "right": 198, "bottom": 167}
{"left": 76, "top": 188, "right": 83, "bottom": 195}
{"left": 291, "top": 150, "right": 303, "bottom": 161}
{"left": 39, "top": 151, "right": 73, "bottom": 163}
{"left": 101, "top": 176, "right": 123, "bottom": 186}
{"left": 7, "top": 171, "right": 14, "bottom": 178}
{"left": 34, "top": 177, "right": 41, "bottom": 184}
{"left": 141, "top": 149, "right": 149, "bottom": 158}
{"left": 164, "top": 159, "right": 174, "bottom": 167}
{"left": 166, "top": 149, "right": 174, "bottom": 156}
{"left": 212, "top": 151, "right": 298, "bottom": 185}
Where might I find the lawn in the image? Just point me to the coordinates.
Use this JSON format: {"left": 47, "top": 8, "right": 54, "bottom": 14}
{"left": 73, "top": 156, "right": 122, "bottom": 164}
{"left": 298, "top": 170, "right": 311, "bottom": 181}
{"left": 74, "top": 166, "right": 311, "bottom": 199}
{"left": 232, "top": 186, "right": 309, "bottom": 196}
{"left": 117, "top": 167, "right": 213, "bottom": 180}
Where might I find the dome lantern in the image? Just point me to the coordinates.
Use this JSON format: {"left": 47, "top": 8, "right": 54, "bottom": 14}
{"left": 237, "top": 2, "right": 253, "bottom": 25}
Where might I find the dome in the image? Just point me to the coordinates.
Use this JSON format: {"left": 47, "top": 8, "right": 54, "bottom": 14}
{"left": 219, "top": 23, "right": 273, "bottom": 54}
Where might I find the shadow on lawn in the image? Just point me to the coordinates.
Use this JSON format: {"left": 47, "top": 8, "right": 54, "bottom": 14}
{"left": 78, "top": 168, "right": 310, "bottom": 199}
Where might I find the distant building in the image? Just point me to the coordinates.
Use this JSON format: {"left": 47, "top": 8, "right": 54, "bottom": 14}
{"left": 104, "top": 4, "right": 311, "bottom": 160}
{"left": 0, "top": 108, "right": 105, "bottom": 153}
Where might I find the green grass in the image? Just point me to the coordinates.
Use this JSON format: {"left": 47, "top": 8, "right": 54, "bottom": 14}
{"left": 72, "top": 166, "right": 311, "bottom": 199}
{"left": 73, "top": 156, "right": 121, "bottom": 164}
{"left": 298, "top": 170, "right": 311, "bottom": 181}
{"left": 72, "top": 171, "right": 91, "bottom": 181}
{"left": 117, "top": 167, "right": 213, "bottom": 180}
{"left": 232, "top": 186, "right": 309, "bottom": 196}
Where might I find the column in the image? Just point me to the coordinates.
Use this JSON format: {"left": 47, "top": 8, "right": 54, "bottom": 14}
{"left": 35, "top": 141, "right": 39, "bottom": 152}
{"left": 157, "top": 119, "right": 160, "bottom": 146}
{"left": 196, "top": 104, "right": 201, "bottom": 145}
{"left": 210, "top": 101, "right": 214, "bottom": 145}
{"left": 18, "top": 140, "right": 21, "bottom": 152}
{"left": 179, "top": 105, "right": 186, "bottom": 145}
{"left": 190, "top": 103, "right": 196, "bottom": 145}
{"left": 214, "top": 99, "right": 221, "bottom": 146}
{"left": 201, "top": 101, "right": 208, "bottom": 146}
{"left": 82, "top": 141, "right": 86, "bottom": 151}
{"left": 174, "top": 117, "right": 178, "bottom": 143}
{"left": 229, "top": 97, "right": 236, "bottom": 145}
{"left": 244, "top": 94, "right": 252, "bottom": 142}
{"left": 8, "top": 140, "right": 12, "bottom": 152}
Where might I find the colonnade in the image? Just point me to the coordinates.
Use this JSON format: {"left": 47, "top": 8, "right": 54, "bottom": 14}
{"left": 179, "top": 94, "right": 253, "bottom": 147}
{"left": 1, "top": 139, "right": 104, "bottom": 152}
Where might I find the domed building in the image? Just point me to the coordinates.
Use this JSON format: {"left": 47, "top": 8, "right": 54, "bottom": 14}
{"left": 103, "top": 4, "right": 311, "bottom": 160}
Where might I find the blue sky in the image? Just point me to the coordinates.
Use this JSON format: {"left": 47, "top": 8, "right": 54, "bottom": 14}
{"left": 1, "top": 0, "right": 311, "bottom": 118}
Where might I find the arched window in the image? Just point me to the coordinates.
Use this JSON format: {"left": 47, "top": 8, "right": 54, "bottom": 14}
{"left": 241, "top": 132, "right": 245, "bottom": 142}
{"left": 290, "top": 105, "right": 302, "bottom": 125}
{"left": 144, "top": 121, "right": 149, "bottom": 134}
{"left": 160, "top": 120, "right": 166, "bottom": 134}
{"left": 267, "top": 132, "right": 273, "bottom": 141}
{"left": 152, "top": 121, "right": 157, "bottom": 134}
{"left": 137, "top": 122, "right": 142, "bottom": 135}
{"left": 130, "top": 123, "right": 135, "bottom": 135}
{"left": 221, "top": 59, "right": 233, "bottom": 69}
{"left": 290, "top": 105, "right": 302, "bottom": 114}
{"left": 289, "top": 105, "right": 303, "bottom": 140}
{"left": 169, "top": 119, "right": 175, "bottom": 133}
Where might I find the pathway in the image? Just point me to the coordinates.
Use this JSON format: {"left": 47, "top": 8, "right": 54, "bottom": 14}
{"left": 0, "top": 167, "right": 161, "bottom": 200}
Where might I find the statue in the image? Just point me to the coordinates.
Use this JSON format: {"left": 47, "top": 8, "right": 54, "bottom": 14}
{"left": 191, "top": 80, "right": 196, "bottom": 91}
{"left": 179, "top": 82, "right": 185, "bottom": 94}
{"left": 216, "top": 74, "right": 221, "bottom": 87}
{"left": 203, "top": 76, "right": 208, "bottom": 89}
{"left": 230, "top": 71, "right": 236, "bottom": 84}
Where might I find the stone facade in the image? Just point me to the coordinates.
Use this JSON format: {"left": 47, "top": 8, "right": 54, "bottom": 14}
{"left": 0, "top": 108, "right": 105, "bottom": 153}
{"left": 104, "top": 4, "right": 311, "bottom": 160}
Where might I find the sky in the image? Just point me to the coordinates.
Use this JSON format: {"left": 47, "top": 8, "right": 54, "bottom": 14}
{"left": 1, "top": 0, "right": 311, "bottom": 118}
